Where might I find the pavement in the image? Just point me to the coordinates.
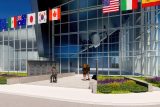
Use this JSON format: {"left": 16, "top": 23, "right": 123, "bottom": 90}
{"left": 26, "top": 75, "right": 90, "bottom": 89}
{"left": 0, "top": 75, "right": 160, "bottom": 107}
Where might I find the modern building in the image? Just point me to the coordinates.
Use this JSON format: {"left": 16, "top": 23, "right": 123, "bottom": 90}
{"left": 0, "top": 0, "right": 160, "bottom": 76}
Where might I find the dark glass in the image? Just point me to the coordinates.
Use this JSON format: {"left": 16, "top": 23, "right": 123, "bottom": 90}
{"left": 88, "top": 19, "right": 97, "bottom": 30}
{"left": 79, "top": 0, "right": 87, "bottom": 8}
{"left": 98, "top": 0, "right": 102, "bottom": 5}
{"left": 54, "top": 25, "right": 60, "bottom": 34}
{"left": 79, "top": 21, "right": 87, "bottom": 31}
{"left": 61, "top": 46, "right": 68, "bottom": 53}
{"left": 61, "top": 15, "right": 68, "bottom": 23}
{"left": 88, "top": 0, "right": 97, "bottom": 7}
{"left": 88, "top": 10, "right": 97, "bottom": 19}
{"left": 54, "top": 47, "right": 60, "bottom": 54}
{"left": 69, "top": 45, "right": 78, "bottom": 53}
{"left": 21, "top": 40, "right": 26, "bottom": 49}
{"left": 61, "top": 24, "right": 68, "bottom": 33}
{"left": 70, "top": 22, "right": 77, "bottom": 32}
{"left": 69, "top": 34, "right": 78, "bottom": 45}
{"left": 61, "top": 58, "right": 69, "bottom": 73}
{"left": 61, "top": 4, "right": 68, "bottom": 12}
{"left": 79, "top": 11, "right": 87, "bottom": 20}
{"left": 15, "top": 40, "right": 20, "bottom": 50}
{"left": 27, "top": 40, "right": 33, "bottom": 49}
{"left": 54, "top": 36, "right": 60, "bottom": 46}
{"left": 61, "top": 35, "right": 68, "bottom": 46}
{"left": 69, "top": 13, "right": 77, "bottom": 22}
{"left": 69, "top": 0, "right": 77, "bottom": 10}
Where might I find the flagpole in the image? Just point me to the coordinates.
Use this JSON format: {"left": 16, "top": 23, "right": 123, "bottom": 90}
{"left": 14, "top": 28, "right": 15, "bottom": 73}
{"left": 2, "top": 29, "right": 4, "bottom": 73}
{"left": 7, "top": 27, "right": 10, "bottom": 75}
{"left": 48, "top": 8, "right": 51, "bottom": 61}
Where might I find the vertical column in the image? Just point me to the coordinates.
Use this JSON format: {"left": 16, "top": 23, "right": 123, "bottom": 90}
{"left": 13, "top": 29, "right": 16, "bottom": 72}
{"left": 26, "top": 25, "right": 28, "bottom": 74}
{"left": 60, "top": 7, "right": 62, "bottom": 74}
{"left": 77, "top": 0, "right": 80, "bottom": 74}
{"left": 107, "top": 12, "right": 109, "bottom": 75}
{"left": 2, "top": 30, "right": 4, "bottom": 72}
{"left": 7, "top": 28, "right": 10, "bottom": 73}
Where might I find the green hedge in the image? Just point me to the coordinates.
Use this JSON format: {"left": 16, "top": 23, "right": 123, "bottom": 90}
{"left": 0, "top": 77, "right": 7, "bottom": 84}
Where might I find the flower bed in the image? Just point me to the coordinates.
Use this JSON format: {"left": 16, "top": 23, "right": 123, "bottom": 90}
{"left": 97, "top": 76, "right": 148, "bottom": 94}
{"left": 134, "top": 77, "right": 160, "bottom": 88}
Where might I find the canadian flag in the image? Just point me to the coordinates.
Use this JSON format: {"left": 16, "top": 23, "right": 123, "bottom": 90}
{"left": 27, "top": 13, "right": 36, "bottom": 26}
{"left": 49, "top": 8, "right": 61, "bottom": 21}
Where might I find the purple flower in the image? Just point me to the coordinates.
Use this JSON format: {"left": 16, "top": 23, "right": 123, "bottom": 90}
{"left": 98, "top": 78, "right": 127, "bottom": 84}
{"left": 147, "top": 77, "right": 160, "bottom": 83}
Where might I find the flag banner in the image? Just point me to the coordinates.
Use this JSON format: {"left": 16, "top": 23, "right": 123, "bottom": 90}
{"left": 121, "top": 0, "right": 138, "bottom": 11}
{"left": 142, "top": 0, "right": 160, "bottom": 7}
{"left": 0, "top": 19, "right": 7, "bottom": 31}
{"left": 17, "top": 14, "right": 27, "bottom": 28}
{"left": 102, "top": 0, "right": 119, "bottom": 14}
{"left": 8, "top": 17, "right": 17, "bottom": 28}
{"left": 27, "top": 13, "right": 36, "bottom": 26}
{"left": 38, "top": 10, "right": 47, "bottom": 24}
{"left": 49, "top": 8, "right": 61, "bottom": 21}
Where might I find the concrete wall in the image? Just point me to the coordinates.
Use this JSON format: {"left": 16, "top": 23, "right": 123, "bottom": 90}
{"left": 7, "top": 73, "right": 75, "bottom": 84}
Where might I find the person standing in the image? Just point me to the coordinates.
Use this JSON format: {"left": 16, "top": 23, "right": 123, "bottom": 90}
{"left": 86, "top": 64, "right": 90, "bottom": 80}
{"left": 83, "top": 64, "right": 87, "bottom": 80}
{"left": 50, "top": 65, "right": 58, "bottom": 83}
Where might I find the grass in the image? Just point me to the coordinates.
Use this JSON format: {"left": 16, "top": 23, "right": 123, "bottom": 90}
{"left": 0, "top": 72, "right": 27, "bottom": 84}
{"left": 0, "top": 72, "right": 28, "bottom": 77}
{"left": 0, "top": 77, "right": 7, "bottom": 84}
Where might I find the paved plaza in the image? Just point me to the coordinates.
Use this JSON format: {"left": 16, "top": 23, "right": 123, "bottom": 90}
{"left": 26, "top": 75, "right": 90, "bottom": 89}
{"left": 0, "top": 75, "right": 160, "bottom": 107}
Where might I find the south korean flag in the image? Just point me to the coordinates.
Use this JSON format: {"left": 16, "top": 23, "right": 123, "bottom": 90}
{"left": 38, "top": 10, "right": 47, "bottom": 24}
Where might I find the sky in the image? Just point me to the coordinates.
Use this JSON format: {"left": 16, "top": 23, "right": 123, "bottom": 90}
{"left": 0, "top": 0, "right": 31, "bottom": 19}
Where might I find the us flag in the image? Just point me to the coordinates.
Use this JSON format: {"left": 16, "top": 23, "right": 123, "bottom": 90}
{"left": 102, "top": 0, "right": 119, "bottom": 14}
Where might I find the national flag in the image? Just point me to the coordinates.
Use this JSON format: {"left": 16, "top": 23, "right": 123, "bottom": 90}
{"left": 121, "top": 0, "right": 138, "bottom": 11}
{"left": 27, "top": 13, "right": 36, "bottom": 26}
{"left": 49, "top": 8, "right": 61, "bottom": 21}
{"left": 8, "top": 17, "right": 17, "bottom": 28}
{"left": 17, "top": 14, "right": 27, "bottom": 27}
{"left": 0, "top": 19, "right": 7, "bottom": 31}
{"left": 38, "top": 10, "right": 47, "bottom": 24}
{"left": 102, "top": 0, "right": 119, "bottom": 14}
{"left": 142, "top": 0, "right": 160, "bottom": 8}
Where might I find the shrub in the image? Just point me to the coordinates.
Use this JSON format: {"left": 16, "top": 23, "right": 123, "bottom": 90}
{"left": 97, "top": 76, "right": 148, "bottom": 94}
{"left": 0, "top": 77, "right": 7, "bottom": 84}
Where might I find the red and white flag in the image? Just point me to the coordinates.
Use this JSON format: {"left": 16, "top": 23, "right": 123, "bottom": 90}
{"left": 49, "top": 8, "right": 61, "bottom": 21}
{"left": 38, "top": 10, "right": 47, "bottom": 24}
{"left": 102, "top": 0, "right": 119, "bottom": 14}
{"left": 27, "top": 13, "right": 36, "bottom": 26}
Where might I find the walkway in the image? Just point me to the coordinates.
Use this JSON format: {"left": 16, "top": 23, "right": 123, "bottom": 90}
{"left": 0, "top": 75, "right": 160, "bottom": 107}
{"left": 26, "top": 75, "right": 90, "bottom": 89}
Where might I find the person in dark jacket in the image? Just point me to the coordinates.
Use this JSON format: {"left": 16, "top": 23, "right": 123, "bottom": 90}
{"left": 50, "top": 66, "right": 58, "bottom": 83}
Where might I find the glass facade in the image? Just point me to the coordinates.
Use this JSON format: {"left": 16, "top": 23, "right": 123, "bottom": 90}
{"left": 53, "top": 0, "right": 160, "bottom": 76}
{"left": 0, "top": 0, "right": 160, "bottom": 76}
{"left": 0, "top": 27, "right": 40, "bottom": 72}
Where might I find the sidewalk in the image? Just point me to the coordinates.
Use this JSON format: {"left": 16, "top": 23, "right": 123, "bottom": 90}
{"left": 26, "top": 75, "right": 90, "bottom": 89}
{"left": 0, "top": 75, "right": 160, "bottom": 106}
